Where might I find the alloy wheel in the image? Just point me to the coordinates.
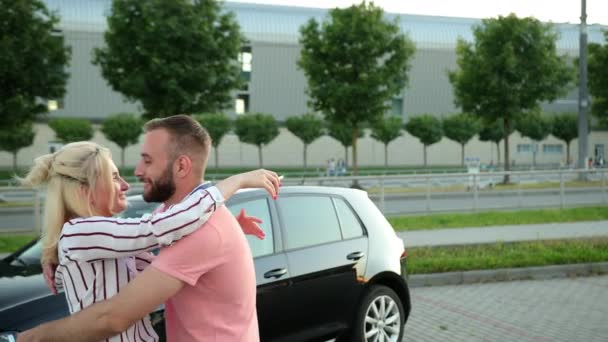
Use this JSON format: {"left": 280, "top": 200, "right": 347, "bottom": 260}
{"left": 363, "top": 294, "right": 401, "bottom": 342}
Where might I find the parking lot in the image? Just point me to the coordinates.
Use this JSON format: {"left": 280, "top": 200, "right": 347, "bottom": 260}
{"left": 403, "top": 275, "right": 608, "bottom": 341}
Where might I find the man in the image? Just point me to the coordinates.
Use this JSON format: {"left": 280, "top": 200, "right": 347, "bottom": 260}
{"left": 18, "top": 115, "right": 280, "bottom": 341}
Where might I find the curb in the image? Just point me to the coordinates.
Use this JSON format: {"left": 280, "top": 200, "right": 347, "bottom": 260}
{"left": 407, "top": 262, "right": 608, "bottom": 288}
{"left": 0, "top": 207, "right": 36, "bottom": 214}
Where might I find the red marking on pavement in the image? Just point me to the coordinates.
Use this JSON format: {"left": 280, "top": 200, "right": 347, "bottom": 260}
{"left": 413, "top": 294, "right": 553, "bottom": 342}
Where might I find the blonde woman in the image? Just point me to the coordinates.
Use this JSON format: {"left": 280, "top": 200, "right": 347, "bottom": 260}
{"left": 19, "top": 141, "right": 279, "bottom": 341}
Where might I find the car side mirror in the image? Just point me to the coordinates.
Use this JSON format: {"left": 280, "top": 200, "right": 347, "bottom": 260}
{"left": 0, "top": 332, "right": 17, "bottom": 342}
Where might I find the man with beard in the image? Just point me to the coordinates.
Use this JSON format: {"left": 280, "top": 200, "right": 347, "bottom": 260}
{"left": 18, "top": 115, "right": 280, "bottom": 342}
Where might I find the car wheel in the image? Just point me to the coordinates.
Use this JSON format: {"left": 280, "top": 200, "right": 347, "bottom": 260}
{"left": 345, "top": 285, "right": 405, "bottom": 342}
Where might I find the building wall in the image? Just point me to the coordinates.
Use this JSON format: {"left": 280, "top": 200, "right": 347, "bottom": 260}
{"left": 51, "top": 30, "right": 140, "bottom": 120}
{"left": 6, "top": 1, "right": 605, "bottom": 169}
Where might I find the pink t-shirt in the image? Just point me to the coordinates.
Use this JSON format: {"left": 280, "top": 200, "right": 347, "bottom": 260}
{"left": 151, "top": 206, "right": 259, "bottom": 342}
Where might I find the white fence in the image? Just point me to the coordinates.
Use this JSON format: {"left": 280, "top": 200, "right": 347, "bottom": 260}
{"left": 0, "top": 169, "right": 606, "bottom": 233}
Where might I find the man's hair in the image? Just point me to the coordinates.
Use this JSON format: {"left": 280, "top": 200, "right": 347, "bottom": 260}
{"left": 144, "top": 114, "right": 212, "bottom": 176}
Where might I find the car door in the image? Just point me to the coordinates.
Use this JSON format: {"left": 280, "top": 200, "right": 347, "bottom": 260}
{"left": 276, "top": 194, "right": 369, "bottom": 340}
{"left": 226, "top": 194, "right": 293, "bottom": 341}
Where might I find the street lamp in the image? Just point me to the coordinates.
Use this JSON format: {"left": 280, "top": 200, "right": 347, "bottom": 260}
{"left": 578, "top": 0, "right": 589, "bottom": 174}
{"left": 47, "top": 99, "right": 58, "bottom": 111}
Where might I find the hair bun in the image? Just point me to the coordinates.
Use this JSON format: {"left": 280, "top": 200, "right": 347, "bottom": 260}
{"left": 18, "top": 153, "right": 55, "bottom": 186}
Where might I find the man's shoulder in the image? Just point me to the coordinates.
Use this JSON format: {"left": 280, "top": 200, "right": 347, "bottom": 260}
{"left": 207, "top": 206, "right": 238, "bottom": 227}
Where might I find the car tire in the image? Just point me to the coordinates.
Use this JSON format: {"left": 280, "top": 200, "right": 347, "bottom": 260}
{"left": 341, "top": 285, "right": 405, "bottom": 342}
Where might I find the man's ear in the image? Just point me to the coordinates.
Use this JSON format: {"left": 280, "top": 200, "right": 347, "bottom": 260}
{"left": 174, "top": 155, "right": 192, "bottom": 179}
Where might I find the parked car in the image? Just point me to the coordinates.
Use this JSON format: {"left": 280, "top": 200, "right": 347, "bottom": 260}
{"left": 0, "top": 186, "right": 411, "bottom": 341}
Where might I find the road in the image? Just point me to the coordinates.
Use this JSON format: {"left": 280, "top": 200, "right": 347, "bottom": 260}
{"left": 403, "top": 275, "right": 608, "bottom": 341}
{"left": 0, "top": 188, "right": 606, "bottom": 232}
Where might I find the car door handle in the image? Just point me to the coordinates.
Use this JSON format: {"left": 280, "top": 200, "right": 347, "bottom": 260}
{"left": 347, "top": 251, "right": 365, "bottom": 261}
{"left": 264, "top": 268, "right": 287, "bottom": 279}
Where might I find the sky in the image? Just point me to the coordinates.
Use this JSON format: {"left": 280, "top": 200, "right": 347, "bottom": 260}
{"left": 229, "top": 0, "right": 608, "bottom": 25}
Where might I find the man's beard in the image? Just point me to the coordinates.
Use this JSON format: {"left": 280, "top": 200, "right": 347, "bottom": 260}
{"left": 143, "top": 164, "right": 176, "bottom": 203}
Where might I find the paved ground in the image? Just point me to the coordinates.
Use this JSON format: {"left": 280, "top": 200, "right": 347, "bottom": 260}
{"left": 399, "top": 220, "right": 608, "bottom": 248}
{"left": 403, "top": 275, "right": 608, "bottom": 342}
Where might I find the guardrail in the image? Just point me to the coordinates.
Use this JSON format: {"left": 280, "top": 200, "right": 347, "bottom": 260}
{"left": 0, "top": 168, "right": 605, "bottom": 233}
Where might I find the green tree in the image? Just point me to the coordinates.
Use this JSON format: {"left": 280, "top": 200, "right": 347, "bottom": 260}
{"left": 449, "top": 14, "right": 572, "bottom": 182}
{"left": 0, "top": 122, "right": 35, "bottom": 171}
{"left": 93, "top": 0, "right": 243, "bottom": 119}
{"left": 371, "top": 116, "right": 403, "bottom": 168}
{"left": 49, "top": 118, "right": 94, "bottom": 143}
{"left": 442, "top": 113, "right": 480, "bottom": 166}
{"left": 298, "top": 1, "right": 415, "bottom": 176}
{"left": 588, "top": 31, "right": 608, "bottom": 127}
{"left": 286, "top": 113, "right": 324, "bottom": 169}
{"left": 195, "top": 113, "right": 232, "bottom": 170}
{"left": 551, "top": 112, "right": 578, "bottom": 165}
{"left": 478, "top": 120, "right": 513, "bottom": 167}
{"left": 405, "top": 115, "right": 443, "bottom": 167}
{"left": 327, "top": 121, "right": 364, "bottom": 167}
{"left": 515, "top": 111, "right": 553, "bottom": 167}
{"left": 1, "top": 0, "right": 71, "bottom": 128}
{"left": 101, "top": 113, "right": 142, "bottom": 168}
{"left": 234, "top": 113, "right": 279, "bottom": 167}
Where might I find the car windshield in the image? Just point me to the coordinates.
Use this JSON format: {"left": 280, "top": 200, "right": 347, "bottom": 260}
{"left": 6, "top": 198, "right": 159, "bottom": 267}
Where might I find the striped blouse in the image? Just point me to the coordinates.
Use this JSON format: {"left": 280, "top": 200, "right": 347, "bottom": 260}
{"left": 55, "top": 184, "right": 223, "bottom": 342}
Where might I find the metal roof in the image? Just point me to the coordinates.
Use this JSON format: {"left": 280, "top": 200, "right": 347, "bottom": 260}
{"left": 43, "top": 0, "right": 607, "bottom": 49}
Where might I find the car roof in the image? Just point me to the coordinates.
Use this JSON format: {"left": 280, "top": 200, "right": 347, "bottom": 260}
{"left": 127, "top": 185, "right": 367, "bottom": 202}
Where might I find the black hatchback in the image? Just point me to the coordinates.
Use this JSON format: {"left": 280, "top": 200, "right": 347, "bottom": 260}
{"left": 1, "top": 186, "right": 410, "bottom": 341}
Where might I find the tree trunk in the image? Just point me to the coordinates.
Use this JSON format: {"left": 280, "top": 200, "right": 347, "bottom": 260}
{"left": 566, "top": 141, "right": 571, "bottom": 167}
{"left": 258, "top": 145, "right": 263, "bottom": 167}
{"left": 303, "top": 144, "right": 308, "bottom": 169}
{"left": 214, "top": 146, "right": 220, "bottom": 172}
{"left": 12, "top": 152, "right": 17, "bottom": 172}
{"left": 461, "top": 143, "right": 465, "bottom": 167}
{"left": 532, "top": 142, "right": 537, "bottom": 168}
{"left": 344, "top": 146, "right": 348, "bottom": 167}
{"left": 352, "top": 127, "right": 359, "bottom": 176}
{"left": 384, "top": 143, "right": 388, "bottom": 168}
{"left": 496, "top": 141, "right": 501, "bottom": 168}
{"left": 423, "top": 145, "right": 428, "bottom": 168}
{"left": 504, "top": 117, "right": 511, "bottom": 184}
{"left": 121, "top": 148, "right": 126, "bottom": 170}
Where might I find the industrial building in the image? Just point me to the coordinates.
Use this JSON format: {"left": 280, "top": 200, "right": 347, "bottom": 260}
{"left": 2, "top": 0, "right": 606, "bottom": 169}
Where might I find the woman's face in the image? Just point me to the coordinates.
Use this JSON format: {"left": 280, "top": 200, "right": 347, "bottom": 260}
{"left": 93, "top": 159, "right": 130, "bottom": 216}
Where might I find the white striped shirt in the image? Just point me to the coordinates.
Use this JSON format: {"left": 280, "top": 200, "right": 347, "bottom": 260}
{"left": 55, "top": 185, "right": 224, "bottom": 342}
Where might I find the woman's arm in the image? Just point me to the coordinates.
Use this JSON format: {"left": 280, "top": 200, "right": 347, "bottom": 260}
{"left": 59, "top": 169, "right": 280, "bottom": 262}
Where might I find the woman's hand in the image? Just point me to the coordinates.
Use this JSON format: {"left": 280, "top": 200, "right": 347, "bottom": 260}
{"left": 217, "top": 169, "right": 282, "bottom": 201}
{"left": 42, "top": 263, "right": 58, "bottom": 295}
{"left": 237, "top": 209, "right": 265, "bottom": 240}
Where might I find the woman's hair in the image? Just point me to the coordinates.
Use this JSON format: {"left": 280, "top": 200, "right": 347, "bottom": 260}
{"left": 18, "top": 142, "right": 116, "bottom": 265}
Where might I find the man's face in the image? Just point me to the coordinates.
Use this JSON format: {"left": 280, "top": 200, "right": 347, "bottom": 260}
{"left": 135, "top": 129, "right": 176, "bottom": 203}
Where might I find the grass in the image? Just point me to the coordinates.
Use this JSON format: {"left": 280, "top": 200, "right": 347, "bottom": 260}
{"left": 0, "top": 234, "right": 36, "bottom": 254}
{"left": 407, "top": 237, "right": 608, "bottom": 274}
{"left": 0, "top": 201, "right": 37, "bottom": 208}
{"left": 388, "top": 206, "right": 608, "bottom": 231}
{"left": 367, "top": 180, "right": 603, "bottom": 194}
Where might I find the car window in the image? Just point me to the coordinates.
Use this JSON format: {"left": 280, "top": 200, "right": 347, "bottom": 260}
{"left": 279, "top": 196, "right": 342, "bottom": 250}
{"left": 228, "top": 198, "right": 274, "bottom": 258}
{"left": 14, "top": 240, "right": 43, "bottom": 265}
{"left": 333, "top": 197, "right": 364, "bottom": 239}
{"left": 120, "top": 200, "right": 159, "bottom": 218}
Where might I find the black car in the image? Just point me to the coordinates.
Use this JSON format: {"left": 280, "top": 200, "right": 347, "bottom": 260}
{"left": 1, "top": 186, "right": 410, "bottom": 341}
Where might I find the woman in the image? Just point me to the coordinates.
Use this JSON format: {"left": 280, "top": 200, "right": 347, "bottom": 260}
{"left": 19, "top": 141, "right": 278, "bottom": 341}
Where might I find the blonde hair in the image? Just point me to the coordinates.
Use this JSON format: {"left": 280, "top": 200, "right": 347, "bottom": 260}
{"left": 19, "top": 142, "right": 116, "bottom": 265}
